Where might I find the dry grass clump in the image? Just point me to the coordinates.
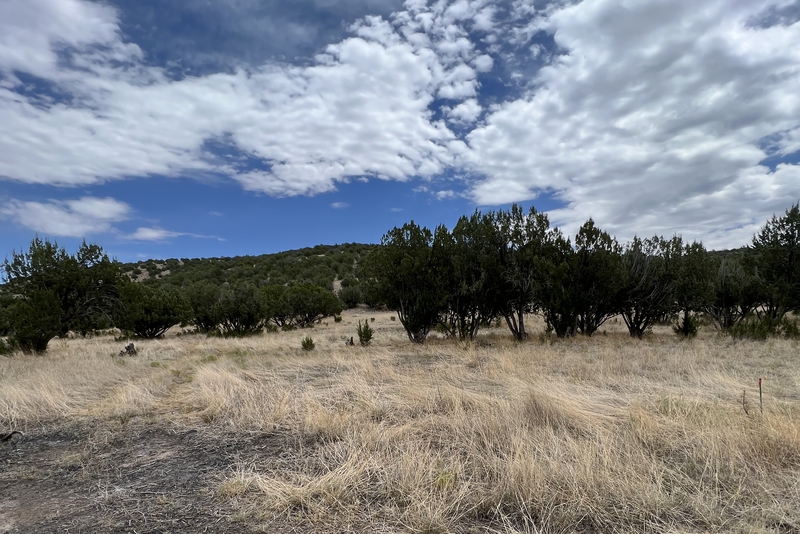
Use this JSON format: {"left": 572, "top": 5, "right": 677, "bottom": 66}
{"left": 2, "top": 315, "right": 800, "bottom": 532}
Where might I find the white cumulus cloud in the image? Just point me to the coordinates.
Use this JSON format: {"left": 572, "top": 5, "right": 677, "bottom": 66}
{"left": 0, "top": 0, "right": 475, "bottom": 196}
{"left": 126, "top": 227, "right": 218, "bottom": 242}
{"left": 0, "top": 196, "right": 131, "bottom": 237}
{"left": 465, "top": 0, "right": 800, "bottom": 248}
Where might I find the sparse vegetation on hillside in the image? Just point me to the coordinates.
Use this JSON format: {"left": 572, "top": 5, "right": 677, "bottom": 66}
{"left": 119, "top": 243, "right": 375, "bottom": 289}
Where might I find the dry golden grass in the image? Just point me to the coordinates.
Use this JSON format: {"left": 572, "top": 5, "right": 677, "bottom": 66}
{"left": 2, "top": 310, "right": 800, "bottom": 533}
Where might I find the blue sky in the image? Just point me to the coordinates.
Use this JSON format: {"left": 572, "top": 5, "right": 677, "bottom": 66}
{"left": 1, "top": 0, "right": 799, "bottom": 262}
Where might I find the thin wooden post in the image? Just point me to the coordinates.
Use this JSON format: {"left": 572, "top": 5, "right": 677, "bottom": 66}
{"left": 759, "top": 377, "right": 763, "bottom": 415}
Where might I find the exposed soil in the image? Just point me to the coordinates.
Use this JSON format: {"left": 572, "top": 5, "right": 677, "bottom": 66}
{"left": 1, "top": 421, "right": 284, "bottom": 534}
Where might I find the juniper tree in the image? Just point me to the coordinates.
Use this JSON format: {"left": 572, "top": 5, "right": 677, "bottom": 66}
{"left": 361, "top": 221, "right": 445, "bottom": 343}
{"left": 750, "top": 203, "right": 800, "bottom": 320}
{"left": 572, "top": 219, "right": 624, "bottom": 336}
{"left": 2, "top": 238, "right": 122, "bottom": 353}
{"left": 618, "top": 236, "right": 678, "bottom": 339}
{"left": 115, "top": 282, "right": 191, "bottom": 339}
{"left": 703, "top": 256, "right": 761, "bottom": 331}
{"left": 437, "top": 211, "right": 504, "bottom": 341}
{"left": 495, "top": 205, "right": 553, "bottom": 340}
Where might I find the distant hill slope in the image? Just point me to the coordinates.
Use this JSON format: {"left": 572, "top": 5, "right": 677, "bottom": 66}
{"left": 120, "top": 243, "right": 751, "bottom": 290}
{"left": 119, "top": 243, "right": 377, "bottom": 290}
{"left": 707, "top": 246, "right": 750, "bottom": 259}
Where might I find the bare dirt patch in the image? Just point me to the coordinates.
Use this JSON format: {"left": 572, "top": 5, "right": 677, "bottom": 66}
{"left": 1, "top": 421, "right": 285, "bottom": 533}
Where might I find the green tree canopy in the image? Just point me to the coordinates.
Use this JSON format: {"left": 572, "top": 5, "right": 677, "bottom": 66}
{"left": 115, "top": 282, "right": 190, "bottom": 339}
{"left": 216, "top": 283, "right": 269, "bottom": 337}
{"left": 362, "top": 222, "right": 445, "bottom": 343}
{"left": 495, "top": 205, "right": 554, "bottom": 340}
{"left": 284, "top": 283, "right": 343, "bottom": 328}
{"left": 437, "top": 211, "right": 504, "bottom": 341}
{"left": 2, "top": 238, "right": 122, "bottom": 353}
{"left": 572, "top": 219, "right": 624, "bottom": 336}
{"left": 618, "top": 236, "right": 678, "bottom": 339}
{"left": 183, "top": 282, "right": 222, "bottom": 333}
{"left": 750, "top": 203, "right": 800, "bottom": 319}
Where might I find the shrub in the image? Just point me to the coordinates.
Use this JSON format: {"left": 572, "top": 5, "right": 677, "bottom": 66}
{"left": 301, "top": 336, "right": 315, "bottom": 351}
{"left": 183, "top": 282, "right": 221, "bottom": 333}
{"left": 285, "top": 283, "right": 343, "bottom": 328}
{"left": 338, "top": 285, "right": 362, "bottom": 309}
{"left": 340, "top": 276, "right": 359, "bottom": 288}
{"left": 357, "top": 320, "right": 374, "bottom": 346}
{"left": 5, "top": 289, "right": 62, "bottom": 354}
{"left": 730, "top": 315, "right": 800, "bottom": 340}
{"left": 216, "top": 283, "right": 269, "bottom": 337}
{"left": 115, "top": 283, "right": 191, "bottom": 339}
{"left": 334, "top": 315, "right": 343, "bottom": 323}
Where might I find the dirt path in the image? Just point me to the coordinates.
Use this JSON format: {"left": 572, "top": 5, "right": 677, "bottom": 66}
{"left": 1, "top": 422, "right": 282, "bottom": 533}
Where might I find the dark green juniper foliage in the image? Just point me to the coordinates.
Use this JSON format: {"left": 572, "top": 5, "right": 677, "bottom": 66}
{"left": 750, "top": 203, "right": 800, "bottom": 321}
{"left": 3, "top": 289, "right": 62, "bottom": 354}
{"left": 262, "top": 285, "right": 292, "bottom": 329}
{"left": 357, "top": 319, "right": 373, "bottom": 346}
{"left": 362, "top": 222, "right": 445, "bottom": 343}
{"left": 703, "top": 256, "right": 761, "bottom": 331}
{"left": 120, "top": 244, "right": 375, "bottom": 290}
{"left": 618, "top": 236, "right": 678, "bottom": 339}
{"left": 538, "top": 229, "right": 579, "bottom": 338}
{"left": 116, "top": 282, "right": 191, "bottom": 339}
{"left": 183, "top": 281, "right": 222, "bottom": 333}
{"left": 216, "top": 283, "right": 269, "bottom": 337}
{"left": 663, "top": 237, "right": 714, "bottom": 338}
{"left": 436, "top": 211, "right": 504, "bottom": 341}
{"left": 495, "top": 205, "right": 553, "bottom": 341}
{"left": 337, "top": 284, "right": 363, "bottom": 309}
{"left": 572, "top": 220, "right": 625, "bottom": 336}
{"left": 284, "top": 283, "right": 343, "bottom": 328}
{"left": 2, "top": 238, "right": 122, "bottom": 353}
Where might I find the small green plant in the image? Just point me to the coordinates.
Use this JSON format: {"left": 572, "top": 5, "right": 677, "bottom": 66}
{"left": 390, "top": 316, "right": 396, "bottom": 321}
{"left": 370, "top": 317, "right": 375, "bottom": 322}
{"left": 334, "top": 315, "right": 343, "bottom": 323}
{"left": 357, "top": 320, "right": 374, "bottom": 346}
{"left": 301, "top": 336, "right": 315, "bottom": 351}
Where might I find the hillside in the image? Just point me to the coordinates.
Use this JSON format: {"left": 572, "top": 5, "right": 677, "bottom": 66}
{"left": 121, "top": 242, "right": 751, "bottom": 289}
{"left": 120, "top": 243, "right": 376, "bottom": 289}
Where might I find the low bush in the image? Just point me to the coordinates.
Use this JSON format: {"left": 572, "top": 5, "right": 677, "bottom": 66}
{"left": 730, "top": 315, "right": 800, "bottom": 340}
{"left": 338, "top": 285, "right": 362, "bottom": 309}
{"left": 357, "top": 320, "right": 373, "bottom": 346}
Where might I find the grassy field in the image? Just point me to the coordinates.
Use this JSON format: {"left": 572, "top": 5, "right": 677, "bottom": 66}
{"left": 2, "top": 310, "right": 799, "bottom": 533}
